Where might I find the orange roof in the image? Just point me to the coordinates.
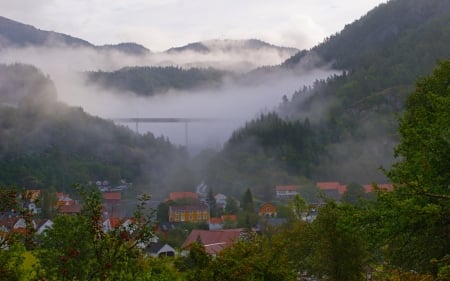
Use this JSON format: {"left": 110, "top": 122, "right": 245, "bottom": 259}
{"left": 182, "top": 229, "right": 243, "bottom": 255}
{"left": 275, "top": 185, "right": 299, "bottom": 191}
{"left": 103, "top": 192, "right": 122, "bottom": 200}
{"left": 259, "top": 202, "right": 277, "bottom": 212}
{"left": 317, "top": 182, "right": 347, "bottom": 194}
{"left": 168, "top": 192, "right": 198, "bottom": 201}
{"left": 210, "top": 217, "right": 223, "bottom": 224}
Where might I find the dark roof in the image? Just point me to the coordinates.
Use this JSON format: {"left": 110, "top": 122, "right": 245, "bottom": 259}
{"left": 147, "top": 242, "right": 166, "bottom": 253}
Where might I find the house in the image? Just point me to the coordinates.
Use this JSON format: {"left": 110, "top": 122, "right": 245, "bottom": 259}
{"left": 145, "top": 242, "right": 176, "bottom": 257}
{"left": 26, "top": 189, "right": 41, "bottom": 202}
{"left": 181, "top": 229, "right": 244, "bottom": 255}
{"left": 56, "top": 192, "right": 75, "bottom": 207}
{"left": 102, "top": 217, "right": 122, "bottom": 232}
{"left": 35, "top": 219, "right": 53, "bottom": 235}
{"left": 168, "top": 204, "right": 209, "bottom": 223}
{"left": 167, "top": 192, "right": 198, "bottom": 202}
{"left": 316, "top": 182, "right": 347, "bottom": 200}
{"left": 209, "top": 217, "right": 223, "bottom": 230}
{"left": 103, "top": 192, "right": 122, "bottom": 201}
{"left": 209, "top": 215, "right": 238, "bottom": 230}
{"left": 258, "top": 202, "right": 277, "bottom": 218}
{"left": 275, "top": 185, "right": 299, "bottom": 199}
{"left": 214, "top": 193, "right": 227, "bottom": 210}
{"left": 103, "top": 192, "right": 122, "bottom": 216}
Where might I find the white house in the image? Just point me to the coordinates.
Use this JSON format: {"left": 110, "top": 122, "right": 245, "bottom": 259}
{"left": 275, "top": 185, "right": 299, "bottom": 199}
{"left": 214, "top": 193, "right": 227, "bottom": 210}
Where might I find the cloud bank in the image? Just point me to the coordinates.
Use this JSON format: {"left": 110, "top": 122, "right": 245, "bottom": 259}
{"left": 0, "top": 45, "right": 336, "bottom": 152}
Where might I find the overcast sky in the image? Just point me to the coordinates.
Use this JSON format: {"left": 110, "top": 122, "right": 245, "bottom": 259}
{"left": 1, "top": 0, "right": 386, "bottom": 51}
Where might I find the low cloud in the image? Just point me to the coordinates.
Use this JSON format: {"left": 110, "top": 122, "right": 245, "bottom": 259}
{"left": 0, "top": 45, "right": 336, "bottom": 152}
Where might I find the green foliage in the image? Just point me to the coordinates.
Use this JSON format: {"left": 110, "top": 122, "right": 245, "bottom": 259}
{"left": 224, "top": 196, "right": 239, "bottom": 215}
{"left": 34, "top": 186, "right": 156, "bottom": 280}
{"left": 0, "top": 244, "right": 26, "bottom": 281}
{"left": 379, "top": 61, "right": 450, "bottom": 275}
{"left": 289, "top": 194, "right": 308, "bottom": 220}
{"left": 175, "top": 242, "right": 212, "bottom": 281}
{"left": 341, "top": 183, "right": 367, "bottom": 205}
{"left": 211, "top": 236, "right": 297, "bottom": 281}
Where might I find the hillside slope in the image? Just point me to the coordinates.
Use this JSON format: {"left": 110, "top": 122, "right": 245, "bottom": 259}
{"left": 0, "top": 64, "right": 187, "bottom": 196}
{"left": 0, "top": 16, "right": 149, "bottom": 55}
{"left": 203, "top": 0, "right": 450, "bottom": 196}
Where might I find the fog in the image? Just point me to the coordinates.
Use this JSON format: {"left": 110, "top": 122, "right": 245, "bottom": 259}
{"left": 0, "top": 45, "right": 336, "bottom": 152}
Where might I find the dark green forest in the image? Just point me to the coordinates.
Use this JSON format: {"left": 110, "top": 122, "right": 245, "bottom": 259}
{"left": 200, "top": 0, "right": 450, "bottom": 197}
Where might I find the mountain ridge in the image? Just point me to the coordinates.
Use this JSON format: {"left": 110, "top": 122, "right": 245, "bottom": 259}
{"left": 0, "top": 16, "right": 150, "bottom": 55}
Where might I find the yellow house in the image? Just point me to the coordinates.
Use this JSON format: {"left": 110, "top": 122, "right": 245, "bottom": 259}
{"left": 169, "top": 205, "right": 210, "bottom": 223}
{"left": 258, "top": 202, "right": 277, "bottom": 218}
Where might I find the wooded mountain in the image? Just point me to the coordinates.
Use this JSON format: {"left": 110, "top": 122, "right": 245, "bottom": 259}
{"left": 0, "top": 16, "right": 150, "bottom": 55}
{"left": 166, "top": 39, "right": 298, "bottom": 56}
{"left": 0, "top": 63, "right": 188, "bottom": 197}
{"left": 203, "top": 0, "right": 450, "bottom": 197}
{"left": 86, "top": 66, "right": 229, "bottom": 96}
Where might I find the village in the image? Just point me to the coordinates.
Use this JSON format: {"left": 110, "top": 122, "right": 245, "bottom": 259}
{"left": 0, "top": 180, "right": 392, "bottom": 258}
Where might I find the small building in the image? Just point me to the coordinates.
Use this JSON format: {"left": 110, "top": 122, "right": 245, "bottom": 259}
{"left": 258, "top": 202, "right": 277, "bottom": 218}
{"left": 35, "top": 219, "right": 53, "bottom": 235}
{"left": 146, "top": 242, "right": 176, "bottom": 257}
{"left": 168, "top": 204, "right": 209, "bottom": 223}
{"left": 209, "top": 217, "right": 223, "bottom": 230}
{"left": 275, "top": 185, "right": 299, "bottom": 199}
{"left": 56, "top": 192, "right": 75, "bottom": 207}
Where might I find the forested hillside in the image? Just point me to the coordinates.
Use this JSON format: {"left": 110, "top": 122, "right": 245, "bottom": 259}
{"left": 0, "top": 64, "right": 187, "bottom": 195}
{"left": 203, "top": 0, "right": 450, "bottom": 196}
{"left": 86, "top": 66, "right": 229, "bottom": 96}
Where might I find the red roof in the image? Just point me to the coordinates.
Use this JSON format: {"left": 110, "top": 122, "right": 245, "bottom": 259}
{"left": 317, "top": 182, "right": 347, "bottom": 194}
{"left": 109, "top": 218, "right": 122, "bottom": 228}
{"left": 168, "top": 192, "right": 198, "bottom": 201}
{"left": 103, "top": 192, "right": 122, "bottom": 200}
{"left": 210, "top": 217, "right": 223, "bottom": 224}
{"left": 182, "top": 229, "right": 243, "bottom": 255}
{"left": 275, "top": 185, "right": 299, "bottom": 191}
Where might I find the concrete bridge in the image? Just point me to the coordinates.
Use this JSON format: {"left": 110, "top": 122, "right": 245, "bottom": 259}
{"left": 110, "top": 117, "right": 220, "bottom": 147}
